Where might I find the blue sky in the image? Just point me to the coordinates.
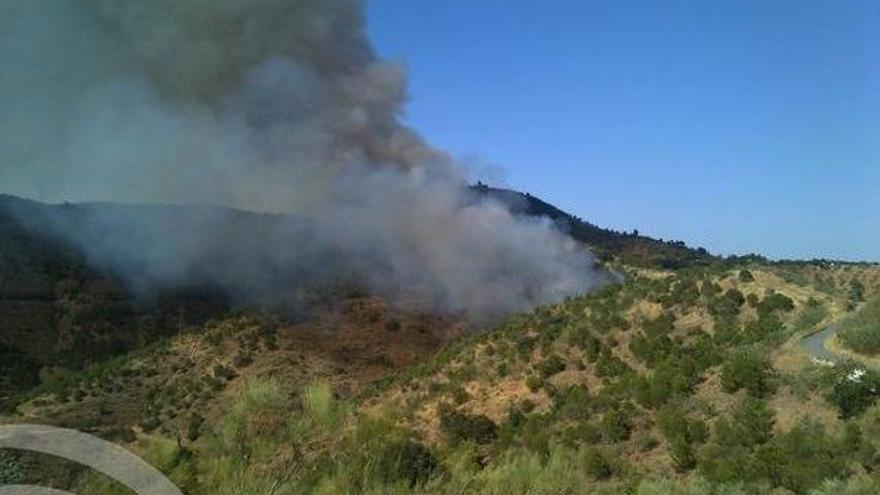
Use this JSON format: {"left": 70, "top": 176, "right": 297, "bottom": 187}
{"left": 367, "top": 0, "right": 880, "bottom": 261}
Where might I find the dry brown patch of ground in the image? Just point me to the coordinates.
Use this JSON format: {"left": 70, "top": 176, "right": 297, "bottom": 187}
{"left": 462, "top": 377, "right": 548, "bottom": 423}
{"left": 770, "top": 385, "right": 843, "bottom": 435}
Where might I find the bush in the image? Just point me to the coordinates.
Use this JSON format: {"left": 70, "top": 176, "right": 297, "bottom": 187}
{"left": 721, "top": 348, "right": 773, "bottom": 397}
{"left": 140, "top": 416, "right": 161, "bottom": 432}
{"left": 634, "top": 357, "right": 700, "bottom": 408}
{"left": 451, "top": 384, "right": 470, "bottom": 404}
{"left": 440, "top": 408, "right": 498, "bottom": 445}
{"left": 0, "top": 450, "right": 24, "bottom": 484}
{"left": 850, "top": 278, "right": 865, "bottom": 303}
{"left": 584, "top": 448, "right": 613, "bottom": 480}
{"left": 723, "top": 289, "right": 745, "bottom": 307}
{"left": 716, "top": 397, "right": 775, "bottom": 448}
{"left": 536, "top": 354, "right": 566, "bottom": 378}
{"left": 699, "top": 397, "right": 775, "bottom": 484}
{"left": 746, "top": 293, "right": 759, "bottom": 308}
{"left": 186, "top": 413, "right": 204, "bottom": 441}
{"left": 596, "top": 350, "right": 631, "bottom": 378}
{"left": 232, "top": 352, "right": 253, "bottom": 368}
{"left": 758, "top": 293, "right": 795, "bottom": 315}
{"left": 828, "top": 366, "right": 880, "bottom": 418}
{"left": 552, "top": 384, "right": 591, "bottom": 420}
{"left": 754, "top": 421, "right": 851, "bottom": 493}
{"left": 377, "top": 440, "right": 439, "bottom": 488}
{"left": 739, "top": 270, "right": 755, "bottom": 283}
{"left": 212, "top": 364, "right": 236, "bottom": 381}
{"left": 601, "top": 408, "right": 632, "bottom": 441}
{"left": 794, "top": 301, "right": 828, "bottom": 334}
{"left": 838, "top": 295, "right": 880, "bottom": 355}
{"left": 525, "top": 374, "right": 544, "bottom": 392}
{"left": 657, "top": 405, "right": 707, "bottom": 445}
{"left": 668, "top": 435, "right": 696, "bottom": 471}
{"left": 743, "top": 313, "right": 784, "bottom": 343}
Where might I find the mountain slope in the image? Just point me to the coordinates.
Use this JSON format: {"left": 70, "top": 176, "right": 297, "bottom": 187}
{"left": 8, "top": 262, "right": 880, "bottom": 493}
{"left": 0, "top": 185, "right": 708, "bottom": 389}
{"left": 470, "top": 184, "right": 714, "bottom": 268}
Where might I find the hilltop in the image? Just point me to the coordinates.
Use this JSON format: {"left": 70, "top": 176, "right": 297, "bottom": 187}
{"left": 470, "top": 184, "right": 714, "bottom": 269}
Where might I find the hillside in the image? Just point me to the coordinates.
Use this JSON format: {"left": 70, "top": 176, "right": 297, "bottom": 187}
{"left": 0, "top": 187, "right": 714, "bottom": 404}
{"left": 6, "top": 261, "right": 880, "bottom": 493}
{"left": 4, "top": 193, "right": 880, "bottom": 493}
{"left": 470, "top": 184, "right": 714, "bottom": 269}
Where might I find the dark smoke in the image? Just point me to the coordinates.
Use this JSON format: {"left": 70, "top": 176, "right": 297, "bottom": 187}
{"left": 0, "top": 0, "right": 604, "bottom": 320}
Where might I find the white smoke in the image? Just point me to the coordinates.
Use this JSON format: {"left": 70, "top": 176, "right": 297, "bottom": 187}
{"left": 0, "top": 0, "right": 603, "bottom": 320}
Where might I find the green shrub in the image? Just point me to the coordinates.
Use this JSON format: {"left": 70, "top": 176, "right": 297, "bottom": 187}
{"left": 536, "top": 354, "right": 566, "bottom": 378}
{"left": 839, "top": 295, "right": 880, "bottom": 355}
{"left": 451, "top": 384, "right": 470, "bottom": 404}
{"left": 584, "top": 336, "right": 602, "bottom": 362}
{"left": 635, "top": 357, "right": 700, "bottom": 408}
{"left": 0, "top": 450, "right": 24, "bottom": 484}
{"left": 754, "top": 421, "right": 851, "bottom": 493}
{"left": 232, "top": 352, "right": 253, "bottom": 368}
{"left": 657, "top": 405, "right": 707, "bottom": 446}
{"left": 140, "top": 415, "right": 161, "bottom": 432}
{"left": 440, "top": 408, "right": 498, "bottom": 445}
{"left": 746, "top": 293, "right": 760, "bottom": 307}
{"left": 552, "top": 384, "right": 591, "bottom": 420}
{"left": 743, "top": 313, "right": 784, "bottom": 343}
{"left": 827, "top": 365, "right": 880, "bottom": 418}
{"left": 596, "top": 350, "right": 631, "bottom": 378}
{"left": 699, "top": 397, "right": 775, "bottom": 483}
{"left": 584, "top": 448, "right": 613, "bottom": 480}
{"left": 186, "top": 413, "right": 204, "bottom": 441}
{"left": 723, "top": 289, "right": 745, "bottom": 307}
{"left": 850, "top": 278, "right": 865, "bottom": 303}
{"left": 376, "top": 440, "right": 439, "bottom": 488}
{"left": 668, "top": 435, "right": 696, "bottom": 471}
{"left": 715, "top": 397, "right": 775, "bottom": 448}
{"left": 601, "top": 408, "right": 632, "bottom": 441}
{"left": 516, "top": 336, "right": 538, "bottom": 359}
{"left": 794, "top": 301, "right": 828, "bottom": 334}
{"left": 721, "top": 348, "right": 773, "bottom": 397}
{"left": 212, "top": 364, "right": 235, "bottom": 381}
{"left": 525, "top": 374, "right": 544, "bottom": 392}
{"left": 758, "top": 293, "right": 795, "bottom": 315}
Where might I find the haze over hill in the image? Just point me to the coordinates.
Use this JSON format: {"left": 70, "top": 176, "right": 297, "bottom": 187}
{"left": 0, "top": 0, "right": 607, "bottom": 320}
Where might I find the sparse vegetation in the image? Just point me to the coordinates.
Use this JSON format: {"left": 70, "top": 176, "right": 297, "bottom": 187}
{"left": 5, "top": 258, "right": 880, "bottom": 493}
{"left": 839, "top": 294, "right": 880, "bottom": 355}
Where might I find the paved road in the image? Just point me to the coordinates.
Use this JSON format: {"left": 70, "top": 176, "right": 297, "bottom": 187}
{"left": 800, "top": 324, "right": 839, "bottom": 363}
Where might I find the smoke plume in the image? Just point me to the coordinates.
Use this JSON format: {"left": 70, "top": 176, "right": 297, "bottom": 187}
{"left": 0, "top": 0, "right": 603, "bottom": 320}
